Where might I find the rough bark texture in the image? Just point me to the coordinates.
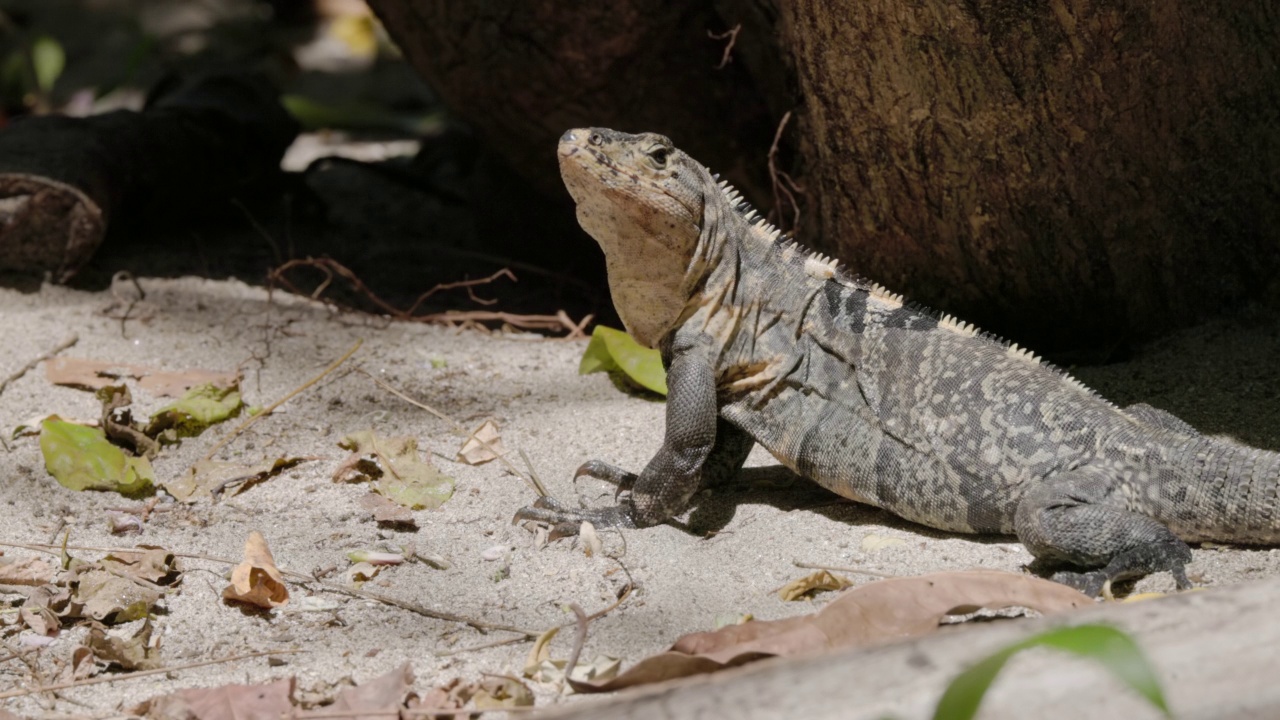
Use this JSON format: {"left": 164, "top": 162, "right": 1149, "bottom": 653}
{"left": 369, "top": 0, "right": 1280, "bottom": 351}
{"left": 778, "top": 0, "right": 1280, "bottom": 351}
{"left": 364, "top": 0, "right": 779, "bottom": 202}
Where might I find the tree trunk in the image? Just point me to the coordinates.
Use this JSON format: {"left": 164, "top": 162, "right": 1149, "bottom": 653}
{"left": 368, "top": 0, "right": 1280, "bottom": 352}
{"left": 778, "top": 0, "right": 1280, "bottom": 351}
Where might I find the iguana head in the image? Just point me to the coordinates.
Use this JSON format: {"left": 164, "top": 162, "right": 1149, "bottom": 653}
{"left": 558, "top": 128, "right": 722, "bottom": 348}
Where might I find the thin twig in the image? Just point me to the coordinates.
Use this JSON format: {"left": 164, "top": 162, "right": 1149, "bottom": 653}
{"left": 200, "top": 339, "right": 363, "bottom": 462}
{"left": 0, "top": 649, "right": 302, "bottom": 700}
{"left": 268, "top": 258, "right": 591, "bottom": 337}
{"left": 767, "top": 110, "right": 805, "bottom": 234}
{"left": 792, "top": 560, "right": 898, "bottom": 579}
{"left": 0, "top": 333, "right": 78, "bottom": 398}
{"left": 707, "top": 24, "right": 742, "bottom": 69}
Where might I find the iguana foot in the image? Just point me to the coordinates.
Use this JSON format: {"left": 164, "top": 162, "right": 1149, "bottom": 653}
{"left": 574, "top": 460, "right": 638, "bottom": 496}
{"left": 512, "top": 495, "right": 638, "bottom": 534}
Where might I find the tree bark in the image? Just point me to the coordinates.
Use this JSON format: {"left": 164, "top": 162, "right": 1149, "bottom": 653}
{"left": 778, "top": 0, "right": 1280, "bottom": 351}
{"left": 368, "top": 0, "right": 1280, "bottom": 351}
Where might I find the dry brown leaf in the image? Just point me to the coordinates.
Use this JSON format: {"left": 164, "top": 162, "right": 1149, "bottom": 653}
{"left": 456, "top": 419, "right": 506, "bottom": 465}
{"left": 71, "top": 645, "right": 99, "bottom": 679}
{"left": 331, "top": 662, "right": 415, "bottom": 713}
{"left": 71, "top": 569, "right": 161, "bottom": 622}
{"left": 777, "top": 569, "right": 853, "bottom": 601}
{"left": 45, "top": 357, "right": 238, "bottom": 397}
{"left": 222, "top": 531, "right": 289, "bottom": 608}
{"left": 164, "top": 457, "right": 307, "bottom": 503}
{"left": 0, "top": 556, "right": 59, "bottom": 586}
{"left": 359, "top": 492, "right": 416, "bottom": 525}
{"left": 523, "top": 627, "right": 560, "bottom": 677}
{"left": 19, "top": 603, "right": 60, "bottom": 636}
{"left": 136, "top": 677, "right": 295, "bottom": 719}
{"left": 101, "top": 547, "right": 180, "bottom": 585}
{"left": 572, "top": 570, "right": 1091, "bottom": 693}
{"left": 88, "top": 620, "right": 159, "bottom": 670}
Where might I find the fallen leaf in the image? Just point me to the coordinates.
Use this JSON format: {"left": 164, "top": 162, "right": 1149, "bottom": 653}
{"left": 135, "top": 677, "right": 295, "bottom": 719}
{"left": 71, "top": 645, "right": 99, "bottom": 679}
{"left": 0, "top": 556, "right": 58, "bottom": 586}
{"left": 163, "top": 457, "right": 307, "bottom": 503}
{"left": 19, "top": 603, "right": 60, "bottom": 636}
{"left": 457, "top": 419, "right": 507, "bottom": 465}
{"left": 579, "top": 325, "right": 667, "bottom": 395}
{"left": 572, "top": 570, "right": 1091, "bottom": 693}
{"left": 145, "top": 383, "right": 243, "bottom": 438}
{"left": 40, "top": 418, "right": 154, "bottom": 497}
{"left": 100, "top": 547, "right": 180, "bottom": 585}
{"left": 777, "top": 569, "right": 852, "bottom": 601}
{"left": 860, "top": 534, "right": 907, "bottom": 551}
{"left": 523, "top": 627, "right": 560, "bottom": 677}
{"left": 45, "top": 357, "right": 238, "bottom": 398}
{"left": 88, "top": 620, "right": 159, "bottom": 670}
{"left": 331, "top": 662, "right": 415, "bottom": 714}
{"left": 335, "top": 430, "right": 454, "bottom": 509}
{"left": 346, "top": 549, "right": 404, "bottom": 565}
{"left": 358, "top": 492, "right": 416, "bottom": 525}
{"left": 222, "top": 531, "right": 289, "bottom": 608}
{"left": 70, "top": 568, "right": 160, "bottom": 622}
{"left": 13, "top": 412, "right": 97, "bottom": 439}
{"left": 472, "top": 676, "right": 534, "bottom": 710}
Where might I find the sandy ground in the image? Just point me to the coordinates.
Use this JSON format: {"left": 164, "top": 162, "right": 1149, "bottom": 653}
{"left": 4, "top": 277, "right": 1280, "bottom": 717}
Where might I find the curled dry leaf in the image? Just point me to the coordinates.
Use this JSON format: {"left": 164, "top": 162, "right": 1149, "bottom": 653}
{"left": 222, "top": 531, "right": 289, "bottom": 608}
{"left": 571, "top": 570, "right": 1092, "bottom": 693}
{"left": 778, "top": 569, "right": 853, "bottom": 601}
{"left": 71, "top": 568, "right": 160, "bottom": 622}
{"left": 457, "top": 419, "right": 506, "bottom": 465}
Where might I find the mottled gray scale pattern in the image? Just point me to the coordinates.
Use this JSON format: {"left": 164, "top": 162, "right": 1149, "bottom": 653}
{"left": 533, "top": 127, "right": 1280, "bottom": 594}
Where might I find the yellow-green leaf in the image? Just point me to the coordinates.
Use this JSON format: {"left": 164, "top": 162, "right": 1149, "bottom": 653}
{"left": 147, "top": 383, "right": 242, "bottom": 437}
{"left": 579, "top": 326, "right": 667, "bottom": 395}
{"left": 40, "top": 419, "right": 153, "bottom": 497}
{"left": 31, "top": 36, "right": 65, "bottom": 93}
{"left": 337, "top": 430, "right": 454, "bottom": 509}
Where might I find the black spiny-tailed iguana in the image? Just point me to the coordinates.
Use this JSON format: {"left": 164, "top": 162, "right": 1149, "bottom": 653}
{"left": 515, "top": 127, "right": 1280, "bottom": 596}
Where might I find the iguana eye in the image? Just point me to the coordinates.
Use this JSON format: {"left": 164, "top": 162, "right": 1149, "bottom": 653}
{"left": 648, "top": 146, "right": 670, "bottom": 167}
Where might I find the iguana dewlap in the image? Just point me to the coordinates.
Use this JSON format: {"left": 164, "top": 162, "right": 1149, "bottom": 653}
{"left": 516, "top": 127, "right": 1280, "bottom": 596}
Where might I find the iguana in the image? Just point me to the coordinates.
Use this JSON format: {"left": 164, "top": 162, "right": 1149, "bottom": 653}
{"left": 515, "top": 127, "right": 1280, "bottom": 596}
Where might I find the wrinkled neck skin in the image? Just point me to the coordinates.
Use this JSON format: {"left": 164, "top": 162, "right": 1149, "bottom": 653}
{"left": 596, "top": 188, "right": 737, "bottom": 348}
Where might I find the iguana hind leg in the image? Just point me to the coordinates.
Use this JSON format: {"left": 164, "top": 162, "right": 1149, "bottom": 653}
{"left": 1015, "top": 467, "right": 1193, "bottom": 596}
{"left": 514, "top": 332, "right": 755, "bottom": 533}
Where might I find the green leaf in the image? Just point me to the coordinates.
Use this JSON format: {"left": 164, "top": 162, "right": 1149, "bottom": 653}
{"left": 40, "top": 419, "right": 154, "bottom": 497}
{"left": 579, "top": 326, "right": 667, "bottom": 396}
{"left": 932, "top": 624, "right": 1169, "bottom": 720}
{"left": 337, "top": 430, "right": 454, "bottom": 509}
{"left": 146, "top": 383, "right": 242, "bottom": 437}
{"left": 30, "top": 36, "right": 65, "bottom": 94}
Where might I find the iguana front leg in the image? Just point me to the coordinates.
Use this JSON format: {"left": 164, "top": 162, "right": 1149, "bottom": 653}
{"left": 514, "top": 332, "right": 754, "bottom": 531}
{"left": 1015, "top": 467, "right": 1193, "bottom": 596}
